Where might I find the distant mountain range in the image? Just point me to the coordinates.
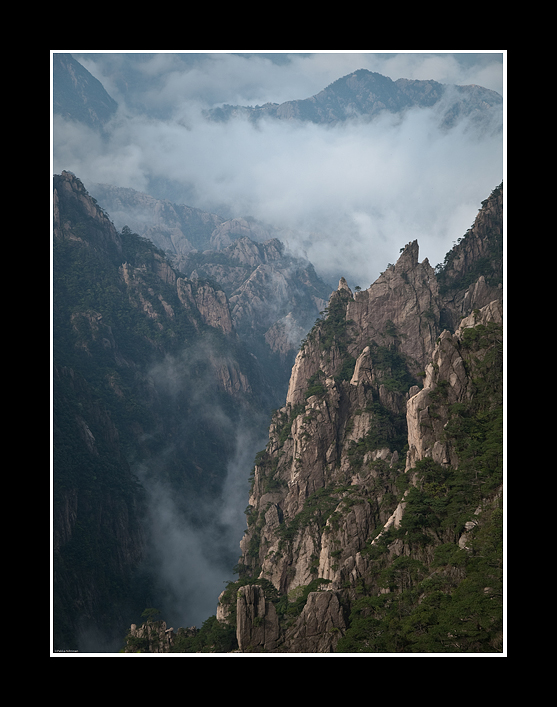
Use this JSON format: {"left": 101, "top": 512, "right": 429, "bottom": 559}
{"left": 206, "top": 68, "right": 502, "bottom": 130}
{"left": 53, "top": 55, "right": 502, "bottom": 133}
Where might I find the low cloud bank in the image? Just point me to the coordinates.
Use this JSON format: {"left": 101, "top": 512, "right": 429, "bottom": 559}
{"left": 54, "top": 96, "right": 502, "bottom": 288}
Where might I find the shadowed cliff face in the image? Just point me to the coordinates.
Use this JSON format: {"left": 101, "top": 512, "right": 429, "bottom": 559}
{"left": 223, "top": 184, "right": 503, "bottom": 654}
{"left": 52, "top": 171, "right": 278, "bottom": 650}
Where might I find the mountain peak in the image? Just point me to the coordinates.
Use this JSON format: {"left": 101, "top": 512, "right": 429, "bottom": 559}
{"left": 207, "top": 69, "right": 501, "bottom": 128}
{"left": 337, "top": 276, "right": 353, "bottom": 295}
{"left": 228, "top": 184, "right": 503, "bottom": 653}
{"left": 395, "top": 240, "right": 420, "bottom": 270}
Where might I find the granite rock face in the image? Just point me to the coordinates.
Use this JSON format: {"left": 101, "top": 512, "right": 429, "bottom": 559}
{"left": 224, "top": 184, "right": 503, "bottom": 653}
{"left": 124, "top": 621, "right": 198, "bottom": 653}
{"left": 406, "top": 298, "right": 503, "bottom": 472}
{"left": 236, "top": 585, "right": 281, "bottom": 652}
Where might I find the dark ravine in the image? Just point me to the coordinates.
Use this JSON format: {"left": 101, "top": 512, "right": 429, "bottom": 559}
{"left": 122, "top": 183, "right": 503, "bottom": 653}
{"left": 52, "top": 171, "right": 329, "bottom": 650}
{"left": 52, "top": 171, "right": 279, "bottom": 650}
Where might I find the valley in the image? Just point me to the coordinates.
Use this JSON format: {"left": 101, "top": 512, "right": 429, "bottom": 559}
{"left": 51, "top": 52, "right": 504, "bottom": 654}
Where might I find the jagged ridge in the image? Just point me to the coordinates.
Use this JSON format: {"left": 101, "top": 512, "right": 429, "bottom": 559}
{"left": 210, "top": 184, "right": 504, "bottom": 654}
{"left": 207, "top": 69, "right": 502, "bottom": 131}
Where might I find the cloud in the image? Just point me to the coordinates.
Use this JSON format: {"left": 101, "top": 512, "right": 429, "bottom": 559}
{"left": 136, "top": 422, "right": 267, "bottom": 629}
{"left": 123, "top": 342, "right": 270, "bottom": 629}
{"left": 54, "top": 52, "right": 503, "bottom": 289}
{"left": 53, "top": 52, "right": 504, "bottom": 637}
{"left": 76, "top": 51, "right": 503, "bottom": 111}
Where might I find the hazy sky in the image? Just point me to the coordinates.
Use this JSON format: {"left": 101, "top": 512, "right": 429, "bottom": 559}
{"left": 53, "top": 51, "right": 504, "bottom": 288}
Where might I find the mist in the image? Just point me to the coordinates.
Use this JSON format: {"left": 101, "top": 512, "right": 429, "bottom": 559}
{"left": 122, "top": 340, "right": 270, "bottom": 631}
{"left": 53, "top": 52, "right": 504, "bottom": 648}
{"left": 134, "top": 423, "right": 266, "bottom": 630}
{"left": 73, "top": 51, "right": 504, "bottom": 112}
{"left": 53, "top": 52, "right": 503, "bottom": 289}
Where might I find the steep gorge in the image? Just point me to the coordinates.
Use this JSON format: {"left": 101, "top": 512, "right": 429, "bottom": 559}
{"left": 53, "top": 170, "right": 335, "bottom": 651}
{"left": 54, "top": 172, "right": 503, "bottom": 653}
{"left": 53, "top": 171, "right": 278, "bottom": 649}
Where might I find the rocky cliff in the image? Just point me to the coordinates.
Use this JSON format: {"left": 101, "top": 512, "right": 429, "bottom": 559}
{"left": 214, "top": 183, "right": 503, "bottom": 653}
{"left": 52, "top": 171, "right": 275, "bottom": 650}
{"left": 87, "top": 182, "right": 331, "bottom": 403}
{"left": 124, "top": 619, "right": 198, "bottom": 653}
{"left": 182, "top": 235, "right": 330, "bottom": 398}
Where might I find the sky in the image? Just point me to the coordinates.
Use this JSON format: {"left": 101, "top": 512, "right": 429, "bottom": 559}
{"left": 53, "top": 51, "right": 504, "bottom": 289}
{"left": 53, "top": 51, "right": 505, "bottom": 642}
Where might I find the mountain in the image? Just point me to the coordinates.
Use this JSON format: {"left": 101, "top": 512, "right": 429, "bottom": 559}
{"left": 52, "top": 171, "right": 276, "bottom": 650}
{"left": 87, "top": 182, "right": 331, "bottom": 402}
{"left": 172, "top": 235, "right": 330, "bottom": 398}
{"left": 135, "top": 183, "right": 503, "bottom": 653}
{"left": 87, "top": 183, "right": 227, "bottom": 255}
{"left": 207, "top": 69, "right": 502, "bottom": 131}
{"left": 53, "top": 53, "right": 118, "bottom": 131}
{"left": 53, "top": 56, "right": 501, "bottom": 136}
{"left": 87, "top": 182, "right": 307, "bottom": 258}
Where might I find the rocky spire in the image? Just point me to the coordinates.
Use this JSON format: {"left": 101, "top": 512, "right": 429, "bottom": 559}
{"left": 222, "top": 185, "right": 503, "bottom": 653}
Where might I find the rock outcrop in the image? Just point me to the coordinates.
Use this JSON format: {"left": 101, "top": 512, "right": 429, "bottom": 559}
{"left": 217, "top": 183, "right": 503, "bottom": 653}
{"left": 53, "top": 171, "right": 122, "bottom": 258}
{"left": 406, "top": 298, "right": 503, "bottom": 472}
{"left": 347, "top": 241, "right": 441, "bottom": 370}
{"left": 87, "top": 181, "right": 331, "bottom": 404}
{"left": 438, "top": 182, "right": 503, "bottom": 329}
{"left": 177, "top": 280, "right": 233, "bottom": 335}
{"left": 236, "top": 585, "right": 281, "bottom": 652}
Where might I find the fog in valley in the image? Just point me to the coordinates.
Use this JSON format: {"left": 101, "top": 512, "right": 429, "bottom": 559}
{"left": 52, "top": 51, "right": 504, "bottom": 647}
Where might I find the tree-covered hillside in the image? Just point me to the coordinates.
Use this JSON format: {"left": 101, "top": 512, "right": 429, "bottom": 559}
{"left": 52, "top": 172, "right": 270, "bottom": 649}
